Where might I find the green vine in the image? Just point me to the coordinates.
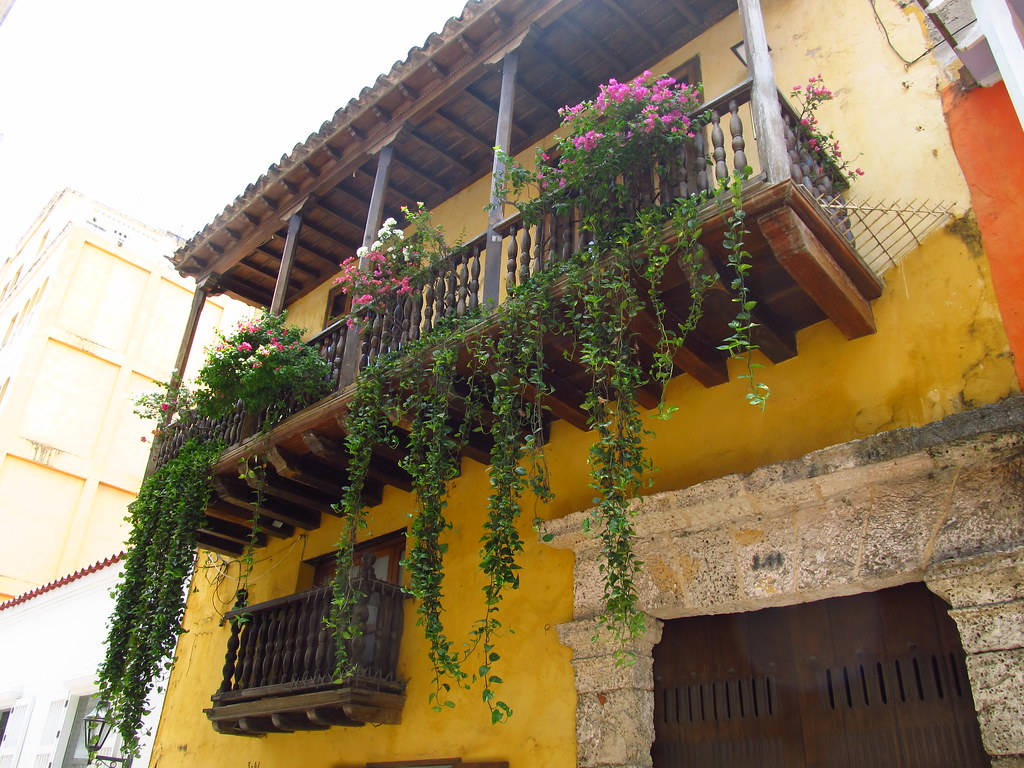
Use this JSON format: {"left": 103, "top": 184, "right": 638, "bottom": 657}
{"left": 97, "top": 439, "right": 222, "bottom": 755}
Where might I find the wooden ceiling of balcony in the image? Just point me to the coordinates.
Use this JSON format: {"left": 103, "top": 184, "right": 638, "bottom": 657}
{"left": 173, "top": 0, "right": 736, "bottom": 308}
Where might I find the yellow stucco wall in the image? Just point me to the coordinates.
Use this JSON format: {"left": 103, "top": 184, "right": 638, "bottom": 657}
{"left": 151, "top": 1, "right": 1015, "bottom": 766}
{"left": 0, "top": 193, "right": 250, "bottom": 598}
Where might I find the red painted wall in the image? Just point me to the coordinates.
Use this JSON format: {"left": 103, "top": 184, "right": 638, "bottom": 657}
{"left": 944, "top": 81, "right": 1024, "bottom": 386}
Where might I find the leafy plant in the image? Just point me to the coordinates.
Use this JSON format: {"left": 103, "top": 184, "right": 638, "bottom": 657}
{"left": 97, "top": 439, "right": 222, "bottom": 755}
{"left": 789, "top": 74, "right": 864, "bottom": 185}
{"left": 194, "top": 311, "right": 330, "bottom": 427}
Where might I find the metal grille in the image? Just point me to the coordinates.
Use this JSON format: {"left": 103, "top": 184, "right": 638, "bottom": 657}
{"left": 818, "top": 195, "right": 956, "bottom": 274}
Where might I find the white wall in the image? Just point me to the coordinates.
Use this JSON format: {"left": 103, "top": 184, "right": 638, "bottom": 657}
{"left": 0, "top": 561, "right": 164, "bottom": 767}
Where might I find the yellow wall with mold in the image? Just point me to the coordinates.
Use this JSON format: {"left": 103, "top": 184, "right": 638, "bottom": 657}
{"left": 154, "top": 1, "right": 1016, "bottom": 765}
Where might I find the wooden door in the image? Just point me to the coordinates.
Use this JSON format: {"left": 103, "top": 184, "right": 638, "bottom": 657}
{"left": 653, "top": 584, "right": 989, "bottom": 767}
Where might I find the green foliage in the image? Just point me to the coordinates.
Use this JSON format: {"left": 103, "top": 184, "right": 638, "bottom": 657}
{"left": 97, "top": 439, "right": 221, "bottom": 756}
{"left": 194, "top": 311, "right": 330, "bottom": 427}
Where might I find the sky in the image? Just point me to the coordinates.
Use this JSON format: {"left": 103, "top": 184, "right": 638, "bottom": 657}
{"left": 0, "top": 0, "right": 471, "bottom": 253}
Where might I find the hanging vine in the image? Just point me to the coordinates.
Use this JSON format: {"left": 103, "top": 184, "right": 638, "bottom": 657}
{"left": 97, "top": 439, "right": 222, "bottom": 755}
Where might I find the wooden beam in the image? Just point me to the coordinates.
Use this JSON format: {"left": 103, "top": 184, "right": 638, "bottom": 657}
{"left": 213, "top": 476, "right": 321, "bottom": 531}
{"left": 264, "top": 446, "right": 344, "bottom": 496}
{"left": 207, "top": 500, "right": 294, "bottom": 538}
{"left": 666, "top": 0, "right": 700, "bottom": 26}
{"left": 251, "top": 249, "right": 313, "bottom": 284}
{"left": 737, "top": 0, "right": 790, "bottom": 183}
{"left": 463, "top": 86, "right": 528, "bottom": 143}
{"left": 757, "top": 206, "right": 875, "bottom": 339}
{"left": 485, "top": 50, "right": 520, "bottom": 304}
{"left": 199, "top": 516, "right": 267, "bottom": 548}
{"left": 270, "top": 212, "right": 302, "bottom": 314}
{"left": 432, "top": 109, "right": 495, "bottom": 154}
{"left": 600, "top": 0, "right": 663, "bottom": 49}
{"left": 405, "top": 127, "right": 477, "bottom": 176}
{"left": 313, "top": 198, "right": 369, "bottom": 233}
{"left": 197, "top": 531, "right": 244, "bottom": 557}
{"left": 244, "top": 468, "right": 337, "bottom": 515}
{"left": 302, "top": 430, "right": 413, "bottom": 492}
{"left": 391, "top": 148, "right": 451, "bottom": 196}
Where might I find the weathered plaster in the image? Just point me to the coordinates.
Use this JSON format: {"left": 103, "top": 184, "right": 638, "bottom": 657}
{"left": 548, "top": 396, "right": 1024, "bottom": 766}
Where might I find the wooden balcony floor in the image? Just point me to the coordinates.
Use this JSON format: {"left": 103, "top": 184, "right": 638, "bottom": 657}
{"left": 195, "top": 179, "right": 883, "bottom": 556}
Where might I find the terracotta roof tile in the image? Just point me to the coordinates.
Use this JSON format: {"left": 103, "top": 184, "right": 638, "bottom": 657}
{"left": 0, "top": 552, "right": 124, "bottom": 612}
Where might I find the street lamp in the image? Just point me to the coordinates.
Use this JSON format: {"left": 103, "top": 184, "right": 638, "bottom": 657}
{"left": 83, "top": 700, "right": 128, "bottom": 766}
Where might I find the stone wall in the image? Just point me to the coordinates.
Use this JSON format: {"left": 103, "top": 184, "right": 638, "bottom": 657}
{"left": 545, "top": 396, "right": 1024, "bottom": 767}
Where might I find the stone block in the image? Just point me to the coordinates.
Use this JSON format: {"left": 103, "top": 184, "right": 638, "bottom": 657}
{"left": 950, "top": 601, "right": 1024, "bottom": 654}
{"left": 927, "top": 551, "right": 1024, "bottom": 608}
{"left": 733, "top": 517, "right": 797, "bottom": 600}
{"left": 576, "top": 688, "right": 655, "bottom": 768}
{"left": 796, "top": 498, "right": 863, "bottom": 591}
{"left": 933, "top": 456, "right": 1024, "bottom": 563}
{"left": 860, "top": 477, "right": 947, "bottom": 577}
{"left": 571, "top": 652, "right": 655, "bottom": 694}
{"left": 966, "top": 647, "right": 1024, "bottom": 756}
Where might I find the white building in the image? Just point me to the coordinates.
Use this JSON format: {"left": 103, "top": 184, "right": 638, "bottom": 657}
{"left": 0, "top": 555, "right": 163, "bottom": 767}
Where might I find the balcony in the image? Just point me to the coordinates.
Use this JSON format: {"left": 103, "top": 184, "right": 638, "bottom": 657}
{"left": 152, "top": 74, "right": 882, "bottom": 557}
{"left": 206, "top": 555, "right": 406, "bottom": 735}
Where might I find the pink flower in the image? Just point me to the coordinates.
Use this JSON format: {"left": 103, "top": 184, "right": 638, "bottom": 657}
{"left": 237, "top": 341, "right": 253, "bottom": 352}
{"left": 140, "top": 436, "right": 148, "bottom": 443}
{"left": 160, "top": 403, "right": 170, "bottom": 412}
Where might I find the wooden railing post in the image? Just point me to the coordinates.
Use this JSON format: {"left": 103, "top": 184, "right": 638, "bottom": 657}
{"left": 737, "top": 0, "right": 790, "bottom": 183}
{"left": 484, "top": 50, "right": 520, "bottom": 304}
{"left": 340, "top": 145, "right": 394, "bottom": 385}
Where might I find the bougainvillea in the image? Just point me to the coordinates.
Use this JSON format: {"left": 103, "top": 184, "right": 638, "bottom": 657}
{"left": 790, "top": 74, "right": 864, "bottom": 184}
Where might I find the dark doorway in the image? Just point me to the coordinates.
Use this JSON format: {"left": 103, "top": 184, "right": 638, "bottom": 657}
{"left": 652, "top": 583, "right": 989, "bottom": 767}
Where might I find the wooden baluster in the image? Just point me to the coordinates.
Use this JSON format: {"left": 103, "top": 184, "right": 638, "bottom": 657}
{"left": 422, "top": 277, "right": 434, "bottom": 335}
{"left": 711, "top": 110, "right": 728, "bottom": 181}
{"left": 406, "top": 291, "right": 418, "bottom": 344}
{"left": 782, "top": 111, "right": 805, "bottom": 187}
{"left": 444, "top": 266, "right": 456, "bottom": 319}
{"left": 233, "top": 619, "right": 254, "bottom": 690}
{"left": 799, "top": 143, "right": 816, "bottom": 192}
{"left": 390, "top": 295, "right": 404, "bottom": 351}
{"left": 386, "top": 586, "right": 403, "bottom": 678}
{"left": 560, "top": 212, "right": 573, "bottom": 262}
{"left": 729, "top": 99, "right": 747, "bottom": 171}
{"left": 506, "top": 223, "right": 519, "bottom": 289}
{"left": 532, "top": 219, "right": 544, "bottom": 276}
{"left": 302, "top": 592, "right": 320, "bottom": 681}
{"left": 545, "top": 212, "right": 557, "bottom": 265}
{"left": 370, "top": 309, "right": 385, "bottom": 364}
{"left": 519, "top": 224, "right": 531, "bottom": 285}
{"left": 333, "top": 326, "right": 346, "bottom": 389}
{"left": 219, "top": 617, "right": 242, "bottom": 693}
{"left": 258, "top": 611, "right": 275, "bottom": 687}
{"left": 315, "top": 591, "right": 334, "bottom": 681}
{"left": 279, "top": 602, "right": 297, "bottom": 684}
{"left": 695, "top": 128, "right": 709, "bottom": 192}
{"left": 469, "top": 244, "right": 481, "bottom": 311}
{"left": 265, "top": 607, "right": 284, "bottom": 685}
{"left": 457, "top": 250, "right": 469, "bottom": 316}
{"left": 349, "top": 555, "right": 375, "bottom": 670}
{"left": 379, "top": 299, "right": 394, "bottom": 358}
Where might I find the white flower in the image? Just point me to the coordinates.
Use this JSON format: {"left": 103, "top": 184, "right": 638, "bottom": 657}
{"left": 371, "top": 240, "right": 382, "bottom": 251}
{"left": 382, "top": 217, "right": 397, "bottom": 228}
{"left": 356, "top": 246, "right": 369, "bottom": 258}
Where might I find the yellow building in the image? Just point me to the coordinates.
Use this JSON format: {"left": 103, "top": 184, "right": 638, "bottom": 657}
{"left": 0, "top": 190, "right": 249, "bottom": 599}
{"left": 138, "top": 1, "right": 1024, "bottom": 766}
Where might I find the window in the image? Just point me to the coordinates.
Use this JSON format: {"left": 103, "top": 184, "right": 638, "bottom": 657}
{"left": 62, "top": 695, "right": 131, "bottom": 767}
{"left": 307, "top": 529, "right": 405, "bottom": 587}
{"left": 323, "top": 283, "right": 350, "bottom": 329}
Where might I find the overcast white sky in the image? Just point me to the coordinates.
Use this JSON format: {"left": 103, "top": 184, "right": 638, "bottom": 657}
{"left": 0, "top": 0, "right": 470, "bottom": 252}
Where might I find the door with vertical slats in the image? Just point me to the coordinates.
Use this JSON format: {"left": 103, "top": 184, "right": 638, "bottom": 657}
{"left": 653, "top": 584, "right": 989, "bottom": 767}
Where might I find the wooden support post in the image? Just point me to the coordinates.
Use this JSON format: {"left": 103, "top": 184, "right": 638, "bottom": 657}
{"left": 737, "top": 0, "right": 790, "bottom": 183}
{"left": 340, "top": 146, "right": 394, "bottom": 383}
{"left": 483, "top": 50, "right": 519, "bottom": 304}
{"left": 172, "top": 277, "right": 213, "bottom": 385}
{"left": 270, "top": 212, "right": 303, "bottom": 315}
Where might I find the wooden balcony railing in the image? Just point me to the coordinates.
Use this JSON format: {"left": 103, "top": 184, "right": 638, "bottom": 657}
{"left": 152, "top": 77, "right": 865, "bottom": 480}
{"left": 206, "top": 555, "right": 406, "bottom": 735}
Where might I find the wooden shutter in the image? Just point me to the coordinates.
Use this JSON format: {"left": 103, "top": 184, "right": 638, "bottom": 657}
{"left": 29, "top": 696, "right": 73, "bottom": 768}
{"left": 0, "top": 699, "right": 34, "bottom": 768}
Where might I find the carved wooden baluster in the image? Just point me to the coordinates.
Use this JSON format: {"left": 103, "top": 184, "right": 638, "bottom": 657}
{"left": 386, "top": 586, "right": 404, "bottom": 678}
{"left": 371, "top": 308, "right": 387, "bottom": 364}
{"left": 334, "top": 326, "right": 346, "bottom": 389}
{"left": 532, "top": 219, "right": 545, "bottom": 276}
{"left": 711, "top": 110, "right": 728, "bottom": 181}
{"left": 457, "top": 250, "right": 469, "bottom": 316}
{"left": 404, "top": 292, "right": 416, "bottom": 345}
{"left": 782, "top": 111, "right": 805, "bottom": 187}
{"left": 219, "top": 617, "right": 242, "bottom": 693}
{"left": 260, "top": 614, "right": 280, "bottom": 684}
{"left": 729, "top": 99, "right": 747, "bottom": 171}
{"left": 302, "top": 592, "right": 320, "bottom": 681}
{"left": 422, "top": 276, "right": 435, "bottom": 335}
{"left": 444, "top": 264, "right": 457, "bottom": 319}
{"left": 290, "top": 593, "right": 309, "bottom": 682}
{"left": 560, "top": 211, "right": 573, "bottom": 262}
{"left": 506, "top": 222, "right": 519, "bottom": 289}
{"left": 349, "top": 555, "right": 375, "bottom": 670}
{"left": 392, "top": 295, "right": 406, "bottom": 350}
{"left": 695, "top": 128, "right": 709, "bottom": 192}
{"left": 233, "top": 619, "right": 255, "bottom": 691}
{"left": 315, "top": 591, "right": 334, "bottom": 681}
{"left": 469, "top": 244, "right": 481, "bottom": 311}
{"left": 519, "top": 224, "right": 532, "bottom": 285}
{"left": 278, "top": 601, "right": 296, "bottom": 684}
{"left": 264, "top": 607, "right": 283, "bottom": 685}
